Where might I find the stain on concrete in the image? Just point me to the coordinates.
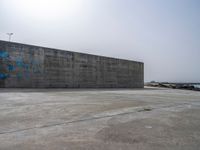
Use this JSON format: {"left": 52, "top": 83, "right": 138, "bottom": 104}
{"left": 138, "top": 107, "right": 153, "bottom": 112}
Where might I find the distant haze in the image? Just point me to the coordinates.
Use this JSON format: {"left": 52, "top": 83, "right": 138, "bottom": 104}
{"left": 0, "top": 0, "right": 199, "bottom": 82}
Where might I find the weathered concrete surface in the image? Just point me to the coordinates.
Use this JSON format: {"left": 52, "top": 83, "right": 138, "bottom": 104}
{"left": 0, "top": 87, "right": 200, "bottom": 150}
{"left": 0, "top": 40, "right": 144, "bottom": 88}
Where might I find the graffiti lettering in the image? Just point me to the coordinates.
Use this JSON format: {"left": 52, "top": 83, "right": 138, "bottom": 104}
{"left": 7, "top": 65, "right": 15, "bottom": 71}
{"left": 16, "top": 58, "right": 24, "bottom": 67}
{"left": 0, "top": 73, "right": 9, "bottom": 79}
{"left": 0, "top": 51, "right": 9, "bottom": 58}
{"left": 0, "top": 50, "right": 43, "bottom": 80}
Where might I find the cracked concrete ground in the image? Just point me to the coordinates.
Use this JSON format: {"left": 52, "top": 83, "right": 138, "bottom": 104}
{"left": 0, "top": 87, "right": 200, "bottom": 150}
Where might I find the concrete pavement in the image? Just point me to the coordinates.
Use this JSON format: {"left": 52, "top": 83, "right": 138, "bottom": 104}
{"left": 0, "top": 87, "right": 200, "bottom": 150}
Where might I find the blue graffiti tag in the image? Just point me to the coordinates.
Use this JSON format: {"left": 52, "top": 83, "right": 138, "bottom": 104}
{"left": 0, "top": 73, "right": 9, "bottom": 79}
{"left": 23, "top": 64, "right": 29, "bottom": 70}
{"left": 0, "top": 51, "right": 9, "bottom": 58}
{"left": 0, "top": 50, "right": 43, "bottom": 81}
{"left": 7, "top": 65, "right": 15, "bottom": 71}
{"left": 16, "top": 58, "right": 24, "bottom": 67}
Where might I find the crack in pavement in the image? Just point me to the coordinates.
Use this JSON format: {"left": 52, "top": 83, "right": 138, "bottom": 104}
{"left": 0, "top": 103, "right": 198, "bottom": 135}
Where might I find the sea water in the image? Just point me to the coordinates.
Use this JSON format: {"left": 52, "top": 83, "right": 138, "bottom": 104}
{"left": 193, "top": 84, "right": 200, "bottom": 88}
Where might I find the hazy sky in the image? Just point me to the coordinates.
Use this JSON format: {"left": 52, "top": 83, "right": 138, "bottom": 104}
{"left": 0, "top": 0, "right": 199, "bottom": 82}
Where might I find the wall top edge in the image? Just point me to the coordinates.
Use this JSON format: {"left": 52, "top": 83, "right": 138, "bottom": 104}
{"left": 0, "top": 40, "right": 144, "bottom": 64}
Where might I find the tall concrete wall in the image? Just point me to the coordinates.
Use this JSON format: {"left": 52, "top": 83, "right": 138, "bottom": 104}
{"left": 0, "top": 40, "right": 144, "bottom": 88}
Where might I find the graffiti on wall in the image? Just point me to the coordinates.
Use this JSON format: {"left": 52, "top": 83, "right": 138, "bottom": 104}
{"left": 0, "top": 50, "right": 42, "bottom": 80}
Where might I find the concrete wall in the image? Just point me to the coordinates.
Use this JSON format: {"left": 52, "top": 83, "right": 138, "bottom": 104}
{"left": 0, "top": 40, "right": 144, "bottom": 88}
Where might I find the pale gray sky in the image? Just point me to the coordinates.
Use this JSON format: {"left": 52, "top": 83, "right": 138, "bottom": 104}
{"left": 0, "top": 0, "right": 200, "bottom": 82}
